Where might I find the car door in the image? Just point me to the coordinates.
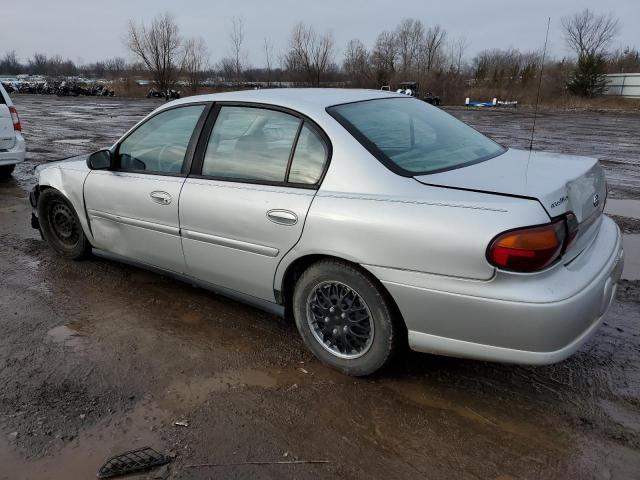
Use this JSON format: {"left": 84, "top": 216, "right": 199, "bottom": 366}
{"left": 84, "top": 103, "right": 208, "bottom": 273}
{"left": 179, "top": 104, "right": 330, "bottom": 301}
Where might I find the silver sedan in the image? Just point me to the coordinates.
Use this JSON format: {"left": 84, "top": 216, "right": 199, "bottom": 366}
{"left": 31, "top": 89, "right": 624, "bottom": 375}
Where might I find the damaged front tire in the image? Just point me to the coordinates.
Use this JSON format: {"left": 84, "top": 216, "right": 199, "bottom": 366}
{"left": 38, "top": 189, "right": 91, "bottom": 259}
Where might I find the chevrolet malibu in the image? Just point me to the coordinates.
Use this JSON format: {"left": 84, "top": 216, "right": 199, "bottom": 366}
{"left": 30, "top": 89, "right": 624, "bottom": 376}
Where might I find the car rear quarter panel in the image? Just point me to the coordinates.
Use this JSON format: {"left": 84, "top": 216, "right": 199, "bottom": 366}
{"left": 275, "top": 117, "right": 551, "bottom": 289}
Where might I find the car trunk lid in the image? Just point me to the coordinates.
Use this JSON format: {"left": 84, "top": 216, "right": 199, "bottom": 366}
{"left": 415, "top": 148, "right": 607, "bottom": 262}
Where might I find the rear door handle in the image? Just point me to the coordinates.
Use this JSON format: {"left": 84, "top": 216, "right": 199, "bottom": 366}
{"left": 267, "top": 209, "right": 298, "bottom": 226}
{"left": 150, "top": 191, "right": 172, "bottom": 205}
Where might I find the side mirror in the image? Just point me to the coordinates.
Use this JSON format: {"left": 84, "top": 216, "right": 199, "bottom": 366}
{"left": 87, "top": 149, "right": 113, "bottom": 170}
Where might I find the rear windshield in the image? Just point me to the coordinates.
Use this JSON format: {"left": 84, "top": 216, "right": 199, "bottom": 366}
{"left": 328, "top": 97, "right": 505, "bottom": 175}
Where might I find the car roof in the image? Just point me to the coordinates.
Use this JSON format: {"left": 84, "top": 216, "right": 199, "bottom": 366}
{"left": 165, "top": 88, "right": 406, "bottom": 116}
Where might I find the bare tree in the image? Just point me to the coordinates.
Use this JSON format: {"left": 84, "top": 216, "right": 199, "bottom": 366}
{"left": 609, "top": 46, "right": 640, "bottom": 73}
{"left": 0, "top": 51, "right": 22, "bottom": 74}
{"left": 183, "top": 36, "right": 209, "bottom": 93}
{"left": 263, "top": 37, "right": 274, "bottom": 83}
{"left": 395, "top": 18, "right": 424, "bottom": 74}
{"left": 285, "top": 22, "right": 335, "bottom": 87}
{"left": 343, "top": 39, "right": 371, "bottom": 86}
{"left": 229, "top": 16, "right": 246, "bottom": 83}
{"left": 561, "top": 9, "right": 620, "bottom": 57}
{"left": 422, "top": 25, "right": 447, "bottom": 72}
{"left": 217, "top": 57, "right": 237, "bottom": 81}
{"left": 104, "top": 57, "right": 127, "bottom": 76}
{"left": 28, "top": 53, "right": 48, "bottom": 75}
{"left": 126, "top": 12, "right": 183, "bottom": 91}
{"left": 448, "top": 36, "right": 469, "bottom": 74}
{"left": 371, "top": 31, "right": 398, "bottom": 84}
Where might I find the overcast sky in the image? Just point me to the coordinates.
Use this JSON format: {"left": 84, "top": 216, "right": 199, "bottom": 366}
{"left": 2, "top": 0, "right": 638, "bottom": 67}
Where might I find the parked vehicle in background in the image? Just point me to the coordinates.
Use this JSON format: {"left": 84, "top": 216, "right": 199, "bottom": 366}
{"left": 397, "top": 81, "right": 419, "bottom": 97}
{"left": 30, "top": 89, "right": 623, "bottom": 376}
{"left": 396, "top": 82, "right": 440, "bottom": 105}
{"left": 146, "top": 89, "right": 181, "bottom": 100}
{"left": 423, "top": 92, "right": 440, "bottom": 106}
{"left": 465, "top": 98, "right": 518, "bottom": 108}
{"left": 0, "top": 82, "right": 25, "bottom": 178}
{"left": 1, "top": 82, "right": 18, "bottom": 94}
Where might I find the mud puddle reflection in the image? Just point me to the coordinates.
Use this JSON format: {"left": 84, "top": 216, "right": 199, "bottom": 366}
{"left": 621, "top": 234, "right": 640, "bottom": 280}
{"left": 606, "top": 199, "right": 640, "bottom": 219}
{"left": 161, "top": 366, "right": 346, "bottom": 412}
{"left": 46, "top": 325, "right": 83, "bottom": 349}
{"left": 0, "top": 401, "right": 167, "bottom": 480}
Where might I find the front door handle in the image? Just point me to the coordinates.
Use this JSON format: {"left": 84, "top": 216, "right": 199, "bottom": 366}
{"left": 150, "top": 191, "right": 172, "bottom": 205}
{"left": 267, "top": 209, "right": 298, "bottom": 226}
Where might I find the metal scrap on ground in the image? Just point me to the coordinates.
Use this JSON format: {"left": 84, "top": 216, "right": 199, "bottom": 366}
{"left": 186, "top": 460, "right": 331, "bottom": 468}
{"left": 97, "top": 447, "right": 171, "bottom": 478}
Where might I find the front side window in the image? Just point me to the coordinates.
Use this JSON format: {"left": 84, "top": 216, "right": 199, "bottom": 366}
{"left": 117, "top": 105, "right": 205, "bottom": 174}
{"left": 202, "top": 106, "right": 301, "bottom": 182}
{"left": 328, "top": 98, "right": 505, "bottom": 175}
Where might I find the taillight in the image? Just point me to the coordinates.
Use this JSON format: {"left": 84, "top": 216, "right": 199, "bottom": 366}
{"left": 487, "top": 218, "right": 567, "bottom": 272}
{"left": 565, "top": 212, "right": 579, "bottom": 249}
{"left": 8, "top": 106, "right": 21, "bottom": 131}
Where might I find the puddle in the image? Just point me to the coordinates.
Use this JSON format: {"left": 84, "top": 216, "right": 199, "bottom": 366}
{"left": 161, "top": 366, "right": 344, "bottom": 411}
{"left": 606, "top": 199, "right": 640, "bottom": 220}
{"left": 621, "top": 235, "right": 639, "bottom": 280}
{"left": 162, "top": 369, "right": 284, "bottom": 411}
{"left": 72, "top": 104, "right": 121, "bottom": 110}
{"left": 52, "top": 139, "right": 92, "bottom": 145}
{"left": 383, "top": 379, "right": 567, "bottom": 448}
{"left": 47, "top": 325, "right": 83, "bottom": 348}
{"left": 50, "top": 112, "right": 91, "bottom": 118}
{"left": 164, "top": 369, "right": 277, "bottom": 406}
{"left": 599, "top": 399, "right": 640, "bottom": 434}
{"left": 0, "top": 400, "right": 166, "bottom": 480}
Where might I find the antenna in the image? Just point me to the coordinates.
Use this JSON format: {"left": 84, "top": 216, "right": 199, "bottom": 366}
{"left": 530, "top": 17, "right": 551, "bottom": 151}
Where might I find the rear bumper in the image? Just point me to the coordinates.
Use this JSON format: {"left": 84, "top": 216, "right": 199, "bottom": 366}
{"left": 365, "top": 215, "right": 624, "bottom": 364}
{"left": 0, "top": 133, "right": 25, "bottom": 166}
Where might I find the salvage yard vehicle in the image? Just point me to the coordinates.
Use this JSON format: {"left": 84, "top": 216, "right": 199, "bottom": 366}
{"left": 30, "top": 89, "right": 624, "bottom": 376}
{"left": 396, "top": 82, "right": 441, "bottom": 105}
{"left": 0, "top": 82, "right": 25, "bottom": 177}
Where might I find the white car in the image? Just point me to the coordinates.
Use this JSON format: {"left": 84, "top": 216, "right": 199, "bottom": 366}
{"left": 31, "top": 89, "right": 623, "bottom": 375}
{"left": 0, "top": 83, "right": 25, "bottom": 177}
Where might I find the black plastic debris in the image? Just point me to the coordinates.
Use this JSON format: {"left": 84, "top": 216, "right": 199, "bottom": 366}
{"left": 97, "top": 447, "right": 170, "bottom": 478}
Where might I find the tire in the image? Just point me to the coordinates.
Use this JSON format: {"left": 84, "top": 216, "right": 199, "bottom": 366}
{"left": 292, "top": 260, "right": 400, "bottom": 376}
{"left": 0, "top": 164, "right": 15, "bottom": 178}
{"left": 38, "top": 189, "right": 91, "bottom": 259}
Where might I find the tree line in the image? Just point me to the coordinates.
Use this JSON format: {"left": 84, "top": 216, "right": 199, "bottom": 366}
{"left": 1, "top": 9, "right": 638, "bottom": 102}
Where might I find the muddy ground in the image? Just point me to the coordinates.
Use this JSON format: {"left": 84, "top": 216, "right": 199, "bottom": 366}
{"left": 1, "top": 95, "right": 639, "bottom": 480}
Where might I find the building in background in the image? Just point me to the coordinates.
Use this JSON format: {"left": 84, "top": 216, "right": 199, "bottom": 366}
{"left": 605, "top": 73, "right": 640, "bottom": 98}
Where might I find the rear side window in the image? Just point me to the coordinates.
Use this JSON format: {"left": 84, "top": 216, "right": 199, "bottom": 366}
{"left": 202, "top": 106, "right": 301, "bottom": 182}
{"left": 117, "top": 105, "right": 205, "bottom": 174}
{"left": 288, "top": 124, "right": 328, "bottom": 184}
{"left": 328, "top": 98, "right": 505, "bottom": 175}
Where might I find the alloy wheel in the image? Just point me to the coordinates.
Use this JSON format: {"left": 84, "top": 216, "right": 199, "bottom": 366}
{"left": 306, "top": 281, "right": 375, "bottom": 359}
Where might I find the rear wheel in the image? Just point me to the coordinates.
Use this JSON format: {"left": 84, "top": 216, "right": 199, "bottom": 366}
{"left": 0, "top": 165, "right": 15, "bottom": 178}
{"left": 292, "top": 260, "right": 400, "bottom": 376}
{"left": 38, "top": 189, "right": 90, "bottom": 259}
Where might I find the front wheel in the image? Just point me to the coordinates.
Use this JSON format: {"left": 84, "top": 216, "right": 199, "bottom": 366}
{"left": 292, "top": 260, "right": 401, "bottom": 376}
{"left": 38, "top": 189, "right": 91, "bottom": 259}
